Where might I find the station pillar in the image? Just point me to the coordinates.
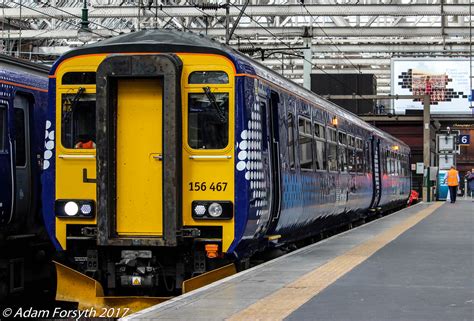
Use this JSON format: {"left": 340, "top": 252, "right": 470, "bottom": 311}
{"left": 423, "top": 94, "right": 431, "bottom": 202}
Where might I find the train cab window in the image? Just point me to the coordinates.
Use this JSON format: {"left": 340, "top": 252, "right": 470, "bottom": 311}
{"left": 188, "top": 92, "right": 229, "bottom": 149}
{"left": 189, "top": 71, "right": 229, "bottom": 84}
{"left": 0, "top": 106, "right": 5, "bottom": 152}
{"left": 287, "top": 112, "right": 295, "bottom": 170}
{"left": 338, "top": 132, "right": 347, "bottom": 172}
{"left": 62, "top": 72, "right": 96, "bottom": 85}
{"left": 327, "top": 128, "right": 337, "bottom": 171}
{"left": 314, "top": 123, "right": 327, "bottom": 170}
{"left": 61, "top": 93, "right": 96, "bottom": 149}
{"left": 298, "top": 117, "right": 313, "bottom": 171}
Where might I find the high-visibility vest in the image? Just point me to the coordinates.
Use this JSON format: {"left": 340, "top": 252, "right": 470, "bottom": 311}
{"left": 75, "top": 140, "right": 95, "bottom": 149}
{"left": 446, "top": 169, "right": 459, "bottom": 186}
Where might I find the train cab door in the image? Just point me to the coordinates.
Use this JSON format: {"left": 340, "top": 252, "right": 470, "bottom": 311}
{"left": 370, "top": 137, "right": 382, "bottom": 210}
{"left": 12, "top": 93, "right": 32, "bottom": 224}
{"left": 0, "top": 102, "right": 13, "bottom": 225}
{"left": 115, "top": 78, "right": 164, "bottom": 237}
{"left": 96, "top": 54, "right": 182, "bottom": 246}
{"left": 264, "top": 91, "right": 282, "bottom": 234}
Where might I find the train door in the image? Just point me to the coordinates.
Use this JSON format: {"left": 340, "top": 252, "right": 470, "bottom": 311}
{"left": 96, "top": 54, "right": 182, "bottom": 247}
{"left": 13, "top": 93, "right": 32, "bottom": 222}
{"left": 264, "top": 91, "right": 281, "bottom": 234}
{"left": 0, "top": 102, "right": 13, "bottom": 225}
{"left": 370, "top": 137, "right": 382, "bottom": 210}
{"left": 116, "top": 79, "right": 164, "bottom": 236}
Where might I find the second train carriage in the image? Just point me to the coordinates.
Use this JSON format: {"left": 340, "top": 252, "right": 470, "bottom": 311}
{"left": 43, "top": 30, "right": 410, "bottom": 306}
{"left": 0, "top": 54, "right": 52, "bottom": 300}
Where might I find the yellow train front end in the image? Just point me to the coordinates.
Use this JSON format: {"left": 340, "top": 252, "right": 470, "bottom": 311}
{"left": 51, "top": 50, "right": 237, "bottom": 309}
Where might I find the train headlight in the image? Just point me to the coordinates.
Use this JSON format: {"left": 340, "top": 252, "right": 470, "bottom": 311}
{"left": 191, "top": 201, "right": 233, "bottom": 220}
{"left": 194, "top": 205, "right": 207, "bottom": 216}
{"left": 64, "top": 201, "right": 79, "bottom": 216}
{"left": 55, "top": 200, "right": 95, "bottom": 218}
{"left": 208, "top": 203, "right": 223, "bottom": 217}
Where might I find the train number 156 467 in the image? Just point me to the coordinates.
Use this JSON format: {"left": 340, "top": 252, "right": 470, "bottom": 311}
{"left": 188, "top": 182, "right": 228, "bottom": 192}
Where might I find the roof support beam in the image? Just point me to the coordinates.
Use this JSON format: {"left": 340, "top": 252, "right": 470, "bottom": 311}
{"left": 3, "top": 27, "right": 473, "bottom": 39}
{"left": 1, "top": 4, "right": 472, "bottom": 19}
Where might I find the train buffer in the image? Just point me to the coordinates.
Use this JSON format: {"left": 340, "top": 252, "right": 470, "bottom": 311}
{"left": 123, "top": 200, "right": 473, "bottom": 321}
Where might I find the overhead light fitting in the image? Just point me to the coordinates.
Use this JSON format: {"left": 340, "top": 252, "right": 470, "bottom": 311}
{"left": 77, "top": 0, "right": 92, "bottom": 43}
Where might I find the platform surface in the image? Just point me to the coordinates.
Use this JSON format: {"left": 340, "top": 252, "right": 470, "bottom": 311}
{"left": 124, "top": 201, "right": 473, "bottom": 321}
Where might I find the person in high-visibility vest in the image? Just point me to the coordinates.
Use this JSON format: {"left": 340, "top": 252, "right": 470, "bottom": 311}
{"left": 444, "top": 166, "right": 460, "bottom": 203}
{"left": 74, "top": 134, "right": 96, "bottom": 149}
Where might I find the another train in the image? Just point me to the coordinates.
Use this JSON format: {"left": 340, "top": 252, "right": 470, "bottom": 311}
{"left": 44, "top": 30, "right": 410, "bottom": 307}
{"left": 0, "top": 54, "right": 52, "bottom": 300}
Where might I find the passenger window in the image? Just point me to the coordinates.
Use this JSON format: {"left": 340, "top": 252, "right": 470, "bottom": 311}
{"left": 62, "top": 72, "right": 96, "bottom": 85}
{"left": 314, "top": 123, "right": 327, "bottom": 170}
{"left": 338, "top": 132, "right": 347, "bottom": 172}
{"left": 14, "top": 108, "right": 26, "bottom": 167}
{"left": 189, "top": 71, "right": 229, "bottom": 84}
{"left": 61, "top": 93, "right": 96, "bottom": 149}
{"left": 327, "top": 128, "right": 338, "bottom": 171}
{"left": 355, "top": 138, "right": 364, "bottom": 173}
{"left": 298, "top": 117, "right": 313, "bottom": 171}
{"left": 188, "top": 92, "right": 229, "bottom": 149}
{"left": 0, "top": 106, "right": 5, "bottom": 152}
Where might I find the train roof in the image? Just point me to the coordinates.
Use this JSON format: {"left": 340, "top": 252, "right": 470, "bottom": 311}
{"left": 0, "top": 54, "right": 50, "bottom": 76}
{"left": 0, "top": 55, "right": 48, "bottom": 91}
{"left": 52, "top": 29, "right": 408, "bottom": 149}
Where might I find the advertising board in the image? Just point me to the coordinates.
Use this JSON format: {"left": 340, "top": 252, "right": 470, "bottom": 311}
{"left": 391, "top": 58, "right": 474, "bottom": 115}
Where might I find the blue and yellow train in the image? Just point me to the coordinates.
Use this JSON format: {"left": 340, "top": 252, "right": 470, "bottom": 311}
{"left": 43, "top": 30, "right": 410, "bottom": 309}
{"left": 0, "top": 54, "right": 52, "bottom": 300}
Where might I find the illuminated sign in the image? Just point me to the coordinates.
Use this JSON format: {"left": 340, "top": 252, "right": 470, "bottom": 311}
{"left": 391, "top": 58, "right": 474, "bottom": 115}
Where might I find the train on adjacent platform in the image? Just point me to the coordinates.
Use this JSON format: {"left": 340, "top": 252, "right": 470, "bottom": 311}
{"left": 43, "top": 30, "right": 411, "bottom": 308}
{"left": 0, "top": 54, "right": 52, "bottom": 301}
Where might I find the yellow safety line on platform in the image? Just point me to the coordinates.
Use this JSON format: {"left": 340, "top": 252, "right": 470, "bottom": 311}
{"left": 227, "top": 202, "right": 444, "bottom": 321}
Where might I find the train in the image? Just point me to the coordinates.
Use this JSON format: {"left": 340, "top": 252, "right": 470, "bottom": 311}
{"left": 0, "top": 54, "right": 52, "bottom": 301}
{"left": 43, "top": 30, "right": 411, "bottom": 309}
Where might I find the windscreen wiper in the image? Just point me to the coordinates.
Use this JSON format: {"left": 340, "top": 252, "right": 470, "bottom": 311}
{"left": 63, "top": 87, "right": 85, "bottom": 123}
{"left": 202, "top": 86, "right": 226, "bottom": 124}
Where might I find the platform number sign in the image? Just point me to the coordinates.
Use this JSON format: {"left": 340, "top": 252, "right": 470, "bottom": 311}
{"left": 459, "top": 135, "right": 470, "bottom": 145}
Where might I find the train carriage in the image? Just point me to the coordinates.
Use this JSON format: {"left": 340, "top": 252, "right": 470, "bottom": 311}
{"left": 0, "top": 54, "right": 51, "bottom": 300}
{"left": 44, "top": 30, "right": 410, "bottom": 308}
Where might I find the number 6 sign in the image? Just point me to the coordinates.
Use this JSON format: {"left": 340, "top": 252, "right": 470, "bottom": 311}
{"left": 459, "top": 135, "right": 470, "bottom": 145}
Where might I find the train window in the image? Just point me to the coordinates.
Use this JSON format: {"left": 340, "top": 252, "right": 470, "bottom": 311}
{"left": 338, "top": 132, "right": 347, "bottom": 172}
{"left": 338, "top": 132, "right": 347, "bottom": 145}
{"left": 188, "top": 92, "right": 229, "bottom": 149}
{"left": 347, "top": 135, "right": 356, "bottom": 172}
{"left": 0, "top": 106, "right": 5, "bottom": 152}
{"left": 348, "top": 135, "right": 356, "bottom": 148}
{"left": 327, "top": 128, "right": 337, "bottom": 171}
{"left": 298, "top": 117, "right": 313, "bottom": 171}
{"left": 355, "top": 138, "right": 364, "bottom": 173}
{"left": 62, "top": 72, "right": 96, "bottom": 85}
{"left": 287, "top": 113, "right": 295, "bottom": 170}
{"left": 314, "top": 123, "right": 326, "bottom": 170}
{"left": 347, "top": 148, "right": 356, "bottom": 172}
{"left": 188, "top": 71, "right": 229, "bottom": 84}
{"left": 14, "top": 108, "right": 26, "bottom": 167}
{"left": 61, "top": 93, "right": 96, "bottom": 149}
{"left": 314, "top": 124, "right": 326, "bottom": 139}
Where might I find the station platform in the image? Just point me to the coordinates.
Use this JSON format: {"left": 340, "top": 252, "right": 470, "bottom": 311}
{"left": 124, "top": 200, "right": 473, "bottom": 321}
